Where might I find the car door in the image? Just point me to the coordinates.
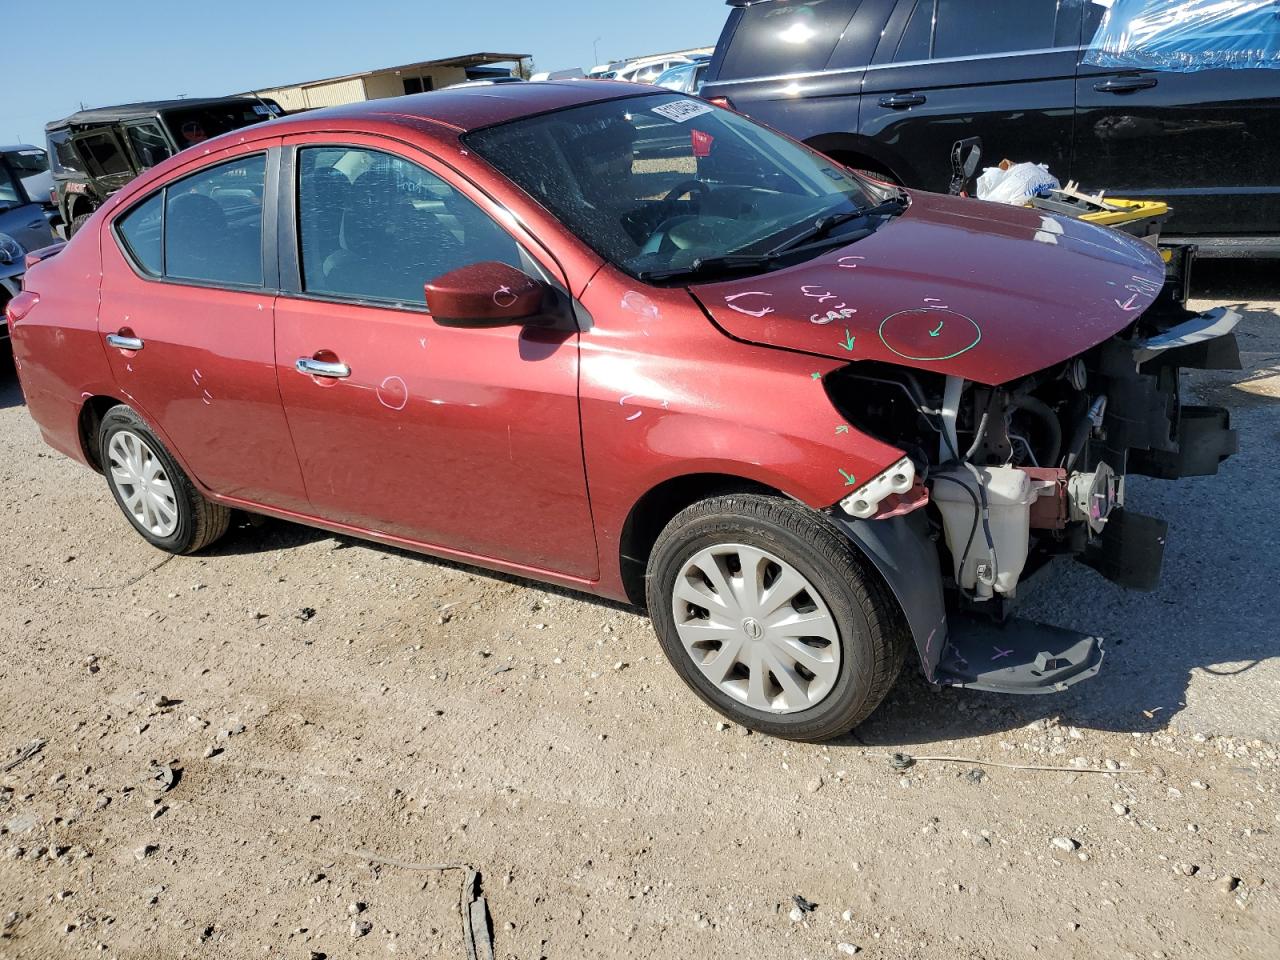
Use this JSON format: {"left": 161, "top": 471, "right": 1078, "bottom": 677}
{"left": 272, "top": 135, "right": 597, "bottom": 579}
{"left": 860, "top": 0, "right": 1079, "bottom": 190}
{"left": 0, "top": 157, "right": 54, "bottom": 253}
{"left": 121, "top": 120, "right": 176, "bottom": 172}
{"left": 72, "top": 129, "right": 137, "bottom": 198}
{"left": 98, "top": 144, "right": 310, "bottom": 512}
{"left": 1073, "top": 1, "right": 1280, "bottom": 237}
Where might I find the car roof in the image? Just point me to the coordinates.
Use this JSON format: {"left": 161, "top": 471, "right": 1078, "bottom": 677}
{"left": 0, "top": 144, "right": 45, "bottom": 153}
{"left": 245, "top": 80, "right": 654, "bottom": 141}
{"left": 46, "top": 96, "right": 274, "bottom": 131}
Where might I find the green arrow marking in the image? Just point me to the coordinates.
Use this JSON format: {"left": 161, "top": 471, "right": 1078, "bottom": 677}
{"left": 928, "top": 319, "right": 945, "bottom": 337}
{"left": 835, "top": 424, "right": 849, "bottom": 435}
{"left": 838, "top": 468, "right": 857, "bottom": 487}
{"left": 839, "top": 328, "right": 857, "bottom": 351}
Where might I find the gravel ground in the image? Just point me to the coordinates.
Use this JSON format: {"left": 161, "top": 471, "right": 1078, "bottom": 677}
{"left": 1, "top": 262, "right": 1277, "bottom": 959}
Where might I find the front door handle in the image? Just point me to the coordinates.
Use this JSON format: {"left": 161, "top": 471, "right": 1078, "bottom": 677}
{"left": 105, "top": 333, "right": 144, "bottom": 351}
{"left": 295, "top": 357, "right": 351, "bottom": 379}
{"left": 1094, "top": 76, "right": 1158, "bottom": 93}
{"left": 879, "top": 93, "right": 926, "bottom": 109}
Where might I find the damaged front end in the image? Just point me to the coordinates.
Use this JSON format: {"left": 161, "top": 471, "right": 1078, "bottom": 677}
{"left": 824, "top": 301, "right": 1240, "bottom": 695}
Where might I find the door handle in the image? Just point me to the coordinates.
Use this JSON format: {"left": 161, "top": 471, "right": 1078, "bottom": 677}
{"left": 105, "top": 333, "right": 144, "bottom": 351}
{"left": 1094, "top": 76, "right": 1158, "bottom": 93}
{"left": 879, "top": 93, "right": 926, "bottom": 109}
{"left": 295, "top": 357, "right": 351, "bottom": 379}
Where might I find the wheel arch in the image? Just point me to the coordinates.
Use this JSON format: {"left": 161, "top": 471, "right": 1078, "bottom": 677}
{"left": 78, "top": 394, "right": 128, "bottom": 472}
{"left": 618, "top": 473, "right": 782, "bottom": 607}
{"left": 804, "top": 133, "right": 911, "bottom": 185}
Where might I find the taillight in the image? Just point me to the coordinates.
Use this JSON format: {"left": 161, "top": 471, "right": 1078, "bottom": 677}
{"left": 25, "top": 242, "right": 66, "bottom": 269}
{"left": 707, "top": 96, "right": 734, "bottom": 111}
{"left": 5, "top": 291, "right": 39, "bottom": 324}
{"left": 50, "top": 187, "right": 58, "bottom": 206}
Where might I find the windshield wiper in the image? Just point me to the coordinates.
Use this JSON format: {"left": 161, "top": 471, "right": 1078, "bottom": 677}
{"left": 767, "top": 195, "right": 908, "bottom": 257}
{"left": 637, "top": 253, "right": 776, "bottom": 282}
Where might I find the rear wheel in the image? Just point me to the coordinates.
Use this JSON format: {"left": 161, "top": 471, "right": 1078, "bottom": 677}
{"left": 646, "top": 494, "right": 908, "bottom": 741}
{"left": 98, "top": 406, "right": 230, "bottom": 554}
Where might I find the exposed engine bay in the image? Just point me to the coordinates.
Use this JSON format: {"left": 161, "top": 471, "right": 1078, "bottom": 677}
{"left": 824, "top": 299, "right": 1240, "bottom": 693}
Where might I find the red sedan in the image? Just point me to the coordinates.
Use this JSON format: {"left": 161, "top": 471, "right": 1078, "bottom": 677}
{"left": 7, "top": 82, "right": 1238, "bottom": 740}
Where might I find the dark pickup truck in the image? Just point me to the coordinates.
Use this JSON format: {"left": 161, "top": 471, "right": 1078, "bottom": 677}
{"left": 700, "top": 0, "right": 1280, "bottom": 257}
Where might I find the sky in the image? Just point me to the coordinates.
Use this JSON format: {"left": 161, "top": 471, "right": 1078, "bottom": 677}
{"left": 6, "top": 0, "right": 731, "bottom": 145}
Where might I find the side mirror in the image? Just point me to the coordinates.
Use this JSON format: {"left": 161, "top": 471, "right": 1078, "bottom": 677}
{"left": 425, "top": 261, "right": 555, "bottom": 328}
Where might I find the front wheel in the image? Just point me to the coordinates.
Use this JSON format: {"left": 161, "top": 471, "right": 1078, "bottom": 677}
{"left": 98, "top": 405, "right": 230, "bottom": 554}
{"left": 646, "top": 494, "right": 909, "bottom": 742}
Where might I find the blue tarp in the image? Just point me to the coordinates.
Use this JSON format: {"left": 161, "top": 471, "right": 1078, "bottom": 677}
{"left": 1083, "top": 0, "right": 1280, "bottom": 72}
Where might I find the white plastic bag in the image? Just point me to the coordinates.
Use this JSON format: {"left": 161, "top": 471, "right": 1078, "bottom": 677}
{"left": 976, "top": 163, "right": 1061, "bottom": 206}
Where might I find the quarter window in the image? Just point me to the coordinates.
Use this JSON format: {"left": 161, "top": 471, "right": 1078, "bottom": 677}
{"left": 164, "top": 153, "right": 266, "bottom": 286}
{"left": 932, "top": 0, "right": 1059, "bottom": 59}
{"left": 297, "top": 147, "right": 522, "bottom": 306}
{"left": 116, "top": 192, "right": 164, "bottom": 276}
{"left": 718, "top": 0, "right": 862, "bottom": 81}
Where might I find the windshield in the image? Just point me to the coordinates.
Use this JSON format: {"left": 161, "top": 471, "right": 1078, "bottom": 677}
{"left": 465, "top": 93, "right": 883, "bottom": 280}
{"left": 0, "top": 161, "right": 21, "bottom": 209}
{"left": 4, "top": 148, "right": 51, "bottom": 199}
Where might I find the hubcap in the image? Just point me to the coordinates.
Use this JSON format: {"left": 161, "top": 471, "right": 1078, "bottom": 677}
{"left": 107, "top": 430, "right": 179, "bottom": 538}
{"left": 671, "top": 543, "right": 841, "bottom": 714}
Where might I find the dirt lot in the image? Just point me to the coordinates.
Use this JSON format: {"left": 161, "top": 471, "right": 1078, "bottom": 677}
{"left": 1, "top": 263, "right": 1278, "bottom": 960}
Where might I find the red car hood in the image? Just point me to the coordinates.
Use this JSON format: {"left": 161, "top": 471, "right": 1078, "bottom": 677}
{"left": 690, "top": 191, "right": 1166, "bottom": 386}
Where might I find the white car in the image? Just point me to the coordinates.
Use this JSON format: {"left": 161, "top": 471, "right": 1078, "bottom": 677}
{"left": 615, "top": 55, "right": 696, "bottom": 84}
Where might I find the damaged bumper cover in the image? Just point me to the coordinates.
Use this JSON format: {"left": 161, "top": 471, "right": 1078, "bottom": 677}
{"left": 829, "top": 305, "right": 1240, "bottom": 694}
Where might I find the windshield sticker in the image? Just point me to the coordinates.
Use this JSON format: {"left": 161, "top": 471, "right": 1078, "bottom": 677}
{"left": 691, "top": 129, "right": 715, "bottom": 157}
{"left": 653, "top": 100, "right": 713, "bottom": 123}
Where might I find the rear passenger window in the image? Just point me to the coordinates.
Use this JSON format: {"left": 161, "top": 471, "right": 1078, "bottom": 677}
{"left": 297, "top": 147, "right": 523, "bottom": 306}
{"left": 718, "top": 0, "right": 862, "bottom": 81}
{"left": 933, "top": 0, "right": 1059, "bottom": 59}
{"left": 116, "top": 192, "right": 164, "bottom": 276}
{"left": 164, "top": 154, "right": 266, "bottom": 286}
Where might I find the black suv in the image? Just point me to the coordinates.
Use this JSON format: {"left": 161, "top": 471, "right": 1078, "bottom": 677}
{"left": 46, "top": 96, "right": 283, "bottom": 236}
{"left": 701, "top": 0, "right": 1280, "bottom": 255}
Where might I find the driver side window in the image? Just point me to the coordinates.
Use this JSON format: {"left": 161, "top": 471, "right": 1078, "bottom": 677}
{"left": 297, "top": 146, "right": 524, "bottom": 306}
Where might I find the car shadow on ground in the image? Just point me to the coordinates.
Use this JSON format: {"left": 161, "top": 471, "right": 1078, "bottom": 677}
{"left": 205, "top": 514, "right": 641, "bottom": 613}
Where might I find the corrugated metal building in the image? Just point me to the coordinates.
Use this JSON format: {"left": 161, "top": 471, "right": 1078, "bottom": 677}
{"left": 243, "top": 52, "right": 531, "bottom": 111}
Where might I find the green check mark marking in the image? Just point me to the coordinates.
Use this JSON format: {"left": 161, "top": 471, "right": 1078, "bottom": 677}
{"left": 928, "top": 319, "right": 945, "bottom": 337}
{"left": 839, "top": 328, "right": 856, "bottom": 351}
{"left": 811, "top": 371, "right": 823, "bottom": 380}
{"left": 838, "top": 468, "right": 857, "bottom": 487}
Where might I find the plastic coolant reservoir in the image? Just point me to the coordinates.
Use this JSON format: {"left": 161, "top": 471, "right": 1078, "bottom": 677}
{"left": 930, "top": 465, "right": 1044, "bottom": 599}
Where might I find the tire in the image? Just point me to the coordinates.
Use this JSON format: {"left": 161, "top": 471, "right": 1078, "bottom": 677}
{"left": 646, "top": 494, "right": 909, "bottom": 742}
{"left": 68, "top": 212, "right": 93, "bottom": 237}
{"left": 98, "top": 405, "right": 230, "bottom": 554}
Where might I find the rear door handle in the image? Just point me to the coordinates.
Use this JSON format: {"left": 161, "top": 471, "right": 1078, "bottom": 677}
{"left": 1094, "top": 76, "right": 1158, "bottom": 93}
{"left": 879, "top": 93, "right": 926, "bottom": 109}
{"left": 105, "top": 333, "right": 144, "bottom": 351}
{"left": 295, "top": 357, "right": 351, "bottom": 379}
